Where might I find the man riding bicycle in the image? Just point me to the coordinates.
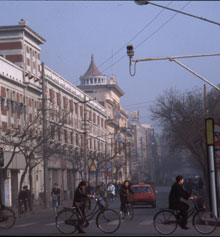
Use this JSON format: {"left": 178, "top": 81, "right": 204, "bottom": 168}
{"left": 169, "top": 175, "right": 196, "bottom": 230}
{"left": 119, "top": 180, "right": 134, "bottom": 215}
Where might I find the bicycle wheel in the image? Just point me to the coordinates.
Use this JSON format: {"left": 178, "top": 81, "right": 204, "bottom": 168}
{"left": 193, "top": 210, "right": 217, "bottom": 235}
{"left": 154, "top": 210, "right": 177, "bottom": 235}
{"left": 96, "top": 208, "right": 121, "bottom": 234}
{"left": 0, "top": 207, "right": 16, "bottom": 229}
{"left": 55, "top": 208, "right": 78, "bottom": 234}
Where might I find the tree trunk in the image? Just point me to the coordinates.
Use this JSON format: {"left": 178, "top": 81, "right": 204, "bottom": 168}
{"left": 19, "top": 163, "right": 28, "bottom": 192}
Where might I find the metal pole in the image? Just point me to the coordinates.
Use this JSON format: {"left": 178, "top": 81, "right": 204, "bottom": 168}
{"left": 172, "top": 59, "right": 220, "bottom": 92}
{"left": 205, "top": 118, "right": 218, "bottom": 217}
{"left": 0, "top": 167, "right": 3, "bottom": 205}
{"left": 147, "top": 1, "right": 220, "bottom": 27}
{"left": 84, "top": 95, "right": 88, "bottom": 181}
{"left": 42, "top": 62, "right": 49, "bottom": 208}
{"left": 204, "top": 84, "right": 209, "bottom": 117}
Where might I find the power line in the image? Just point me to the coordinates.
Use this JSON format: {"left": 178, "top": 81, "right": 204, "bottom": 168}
{"left": 135, "top": 1, "right": 191, "bottom": 50}
{"left": 97, "top": 1, "right": 172, "bottom": 69}
{"left": 101, "top": 1, "right": 191, "bottom": 74}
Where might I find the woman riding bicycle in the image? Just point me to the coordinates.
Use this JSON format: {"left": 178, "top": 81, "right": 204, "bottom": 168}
{"left": 73, "top": 181, "right": 93, "bottom": 234}
{"left": 169, "top": 175, "right": 196, "bottom": 230}
{"left": 119, "top": 180, "right": 134, "bottom": 215}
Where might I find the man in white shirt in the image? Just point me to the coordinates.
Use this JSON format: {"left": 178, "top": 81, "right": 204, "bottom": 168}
{"left": 107, "top": 183, "right": 115, "bottom": 201}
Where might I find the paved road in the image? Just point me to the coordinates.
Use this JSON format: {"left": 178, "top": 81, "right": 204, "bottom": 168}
{"left": 0, "top": 186, "right": 220, "bottom": 236}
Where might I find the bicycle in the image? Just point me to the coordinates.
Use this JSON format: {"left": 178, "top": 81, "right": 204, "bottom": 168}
{"left": 153, "top": 198, "right": 217, "bottom": 235}
{"left": 120, "top": 202, "right": 134, "bottom": 220}
{"left": 18, "top": 199, "right": 26, "bottom": 217}
{"left": 55, "top": 193, "right": 121, "bottom": 234}
{"left": 0, "top": 204, "right": 16, "bottom": 229}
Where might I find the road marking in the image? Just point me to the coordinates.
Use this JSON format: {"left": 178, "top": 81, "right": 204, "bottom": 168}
{"left": 46, "top": 222, "right": 56, "bottom": 226}
{"left": 46, "top": 219, "right": 96, "bottom": 226}
{"left": 139, "top": 219, "right": 153, "bottom": 225}
{"left": 15, "top": 222, "right": 37, "bottom": 228}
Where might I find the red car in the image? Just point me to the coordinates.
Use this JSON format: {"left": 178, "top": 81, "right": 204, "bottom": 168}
{"left": 130, "top": 184, "right": 156, "bottom": 208}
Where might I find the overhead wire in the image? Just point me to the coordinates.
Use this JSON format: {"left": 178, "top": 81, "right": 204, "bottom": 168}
{"left": 97, "top": 1, "right": 172, "bottom": 69}
{"left": 101, "top": 1, "right": 191, "bottom": 74}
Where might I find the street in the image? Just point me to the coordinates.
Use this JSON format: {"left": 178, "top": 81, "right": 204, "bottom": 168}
{"left": 0, "top": 186, "right": 220, "bottom": 236}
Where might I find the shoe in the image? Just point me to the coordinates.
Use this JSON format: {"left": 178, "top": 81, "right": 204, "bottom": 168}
{"left": 78, "top": 230, "right": 86, "bottom": 234}
{"left": 181, "top": 226, "right": 190, "bottom": 230}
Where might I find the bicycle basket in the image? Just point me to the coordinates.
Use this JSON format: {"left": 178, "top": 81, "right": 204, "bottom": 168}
{"left": 98, "top": 196, "right": 106, "bottom": 208}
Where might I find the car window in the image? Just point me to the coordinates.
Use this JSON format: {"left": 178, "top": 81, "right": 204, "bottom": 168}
{"left": 132, "top": 186, "right": 152, "bottom": 193}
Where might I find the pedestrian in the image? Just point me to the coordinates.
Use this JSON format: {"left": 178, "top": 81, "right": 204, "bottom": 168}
{"left": 119, "top": 180, "right": 134, "bottom": 215}
{"left": 169, "top": 175, "right": 196, "bottom": 230}
{"left": 24, "top": 185, "right": 32, "bottom": 211}
{"left": 107, "top": 182, "right": 115, "bottom": 201}
{"left": 51, "top": 183, "right": 61, "bottom": 213}
{"left": 73, "top": 181, "right": 93, "bottom": 234}
{"left": 18, "top": 186, "right": 28, "bottom": 213}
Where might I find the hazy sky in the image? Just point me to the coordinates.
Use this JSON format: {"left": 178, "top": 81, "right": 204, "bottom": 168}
{"left": 1, "top": 1, "right": 220, "bottom": 128}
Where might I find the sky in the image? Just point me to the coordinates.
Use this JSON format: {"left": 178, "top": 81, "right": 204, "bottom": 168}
{"left": 1, "top": 0, "right": 220, "bottom": 129}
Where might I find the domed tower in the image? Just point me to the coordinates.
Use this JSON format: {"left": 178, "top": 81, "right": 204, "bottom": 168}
{"left": 80, "top": 54, "right": 107, "bottom": 86}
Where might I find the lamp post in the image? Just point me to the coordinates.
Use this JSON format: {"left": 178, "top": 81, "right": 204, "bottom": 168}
{"left": 134, "top": 1, "right": 220, "bottom": 27}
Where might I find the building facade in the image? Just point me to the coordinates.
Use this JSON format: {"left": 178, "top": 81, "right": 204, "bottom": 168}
{"left": 78, "top": 55, "right": 131, "bottom": 183}
{"left": 129, "top": 111, "right": 157, "bottom": 184}
{"left": 0, "top": 20, "right": 107, "bottom": 207}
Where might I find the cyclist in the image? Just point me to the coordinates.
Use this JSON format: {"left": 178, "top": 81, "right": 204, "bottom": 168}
{"left": 73, "top": 181, "right": 93, "bottom": 234}
{"left": 51, "top": 183, "right": 61, "bottom": 213}
{"left": 119, "top": 180, "right": 133, "bottom": 216}
{"left": 169, "top": 175, "right": 196, "bottom": 230}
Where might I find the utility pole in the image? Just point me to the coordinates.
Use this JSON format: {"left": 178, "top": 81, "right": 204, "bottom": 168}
{"left": 204, "top": 84, "right": 209, "bottom": 118}
{"left": 83, "top": 94, "right": 88, "bottom": 181}
{"left": 42, "top": 62, "right": 49, "bottom": 208}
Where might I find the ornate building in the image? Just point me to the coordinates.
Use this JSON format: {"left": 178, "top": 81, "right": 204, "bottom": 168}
{"left": 78, "top": 55, "right": 131, "bottom": 182}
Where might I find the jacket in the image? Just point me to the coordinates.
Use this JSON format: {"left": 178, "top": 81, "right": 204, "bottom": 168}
{"left": 169, "top": 182, "right": 191, "bottom": 209}
{"left": 73, "top": 187, "right": 88, "bottom": 206}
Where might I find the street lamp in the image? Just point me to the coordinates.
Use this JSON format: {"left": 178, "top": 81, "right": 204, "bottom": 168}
{"left": 134, "top": 1, "right": 220, "bottom": 27}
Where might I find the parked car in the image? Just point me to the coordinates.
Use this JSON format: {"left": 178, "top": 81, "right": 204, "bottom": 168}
{"left": 130, "top": 184, "right": 156, "bottom": 208}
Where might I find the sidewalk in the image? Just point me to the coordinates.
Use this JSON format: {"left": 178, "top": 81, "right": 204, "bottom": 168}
{"left": 11, "top": 199, "right": 73, "bottom": 218}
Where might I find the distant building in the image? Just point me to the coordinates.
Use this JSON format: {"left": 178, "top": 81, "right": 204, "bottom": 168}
{"left": 78, "top": 55, "right": 130, "bottom": 182}
{"left": 129, "top": 111, "right": 156, "bottom": 183}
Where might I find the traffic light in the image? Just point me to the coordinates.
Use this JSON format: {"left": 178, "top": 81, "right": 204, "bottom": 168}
{"left": 0, "top": 147, "right": 4, "bottom": 167}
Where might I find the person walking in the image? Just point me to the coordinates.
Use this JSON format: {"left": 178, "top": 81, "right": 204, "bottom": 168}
{"left": 107, "top": 183, "right": 115, "bottom": 201}
{"left": 169, "top": 175, "right": 196, "bottom": 230}
{"left": 119, "top": 180, "right": 134, "bottom": 215}
{"left": 24, "top": 185, "right": 32, "bottom": 212}
{"left": 51, "top": 183, "right": 61, "bottom": 213}
{"left": 18, "top": 186, "right": 28, "bottom": 213}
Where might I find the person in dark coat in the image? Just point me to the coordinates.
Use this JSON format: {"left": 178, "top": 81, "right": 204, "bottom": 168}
{"left": 169, "top": 175, "right": 196, "bottom": 230}
{"left": 119, "top": 180, "right": 134, "bottom": 214}
{"left": 73, "top": 181, "right": 93, "bottom": 234}
{"left": 18, "top": 186, "right": 28, "bottom": 212}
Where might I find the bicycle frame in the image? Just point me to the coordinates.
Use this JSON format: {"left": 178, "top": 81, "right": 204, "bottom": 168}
{"left": 76, "top": 195, "right": 105, "bottom": 222}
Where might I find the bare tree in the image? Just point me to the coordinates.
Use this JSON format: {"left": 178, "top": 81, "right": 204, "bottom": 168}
{"left": 150, "top": 86, "right": 220, "bottom": 193}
